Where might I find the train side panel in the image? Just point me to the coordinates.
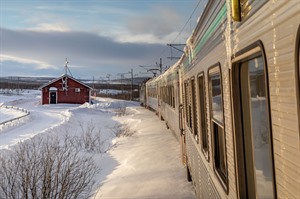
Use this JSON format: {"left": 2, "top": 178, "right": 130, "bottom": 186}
{"left": 143, "top": 0, "right": 299, "bottom": 198}
{"left": 182, "top": 0, "right": 300, "bottom": 199}
{"left": 182, "top": 1, "right": 236, "bottom": 198}
{"left": 159, "top": 65, "right": 181, "bottom": 140}
{"left": 232, "top": 1, "right": 300, "bottom": 198}
{"left": 145, "top": 79, "right": 159, "bottom": 112}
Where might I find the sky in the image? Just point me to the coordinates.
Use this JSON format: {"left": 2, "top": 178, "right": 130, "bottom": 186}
{"left": 0, "top": 0, "right": 207, "bottom": 80}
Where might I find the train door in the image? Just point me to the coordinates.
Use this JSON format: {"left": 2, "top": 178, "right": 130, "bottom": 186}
{"left": 179, "top": 80, "right": 188, "bottom": 165}
{"left": 157, "top": 82, "right": 161, "bottom": 118}
{"left": 232, "top": 45, "right": 276, "bottom": 198}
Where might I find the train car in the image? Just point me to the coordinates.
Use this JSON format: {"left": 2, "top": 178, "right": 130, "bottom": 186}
{"left": 145, "top": 77, "right": 159, "bottom": 112}
{"left": 180, "top": 0, "right": 300, "bottom": 199}
{"left": 158, "top": 61, "right": 182, "bottom": 140}
{"left": 139, "top": 78, "right": 151, "bottom": 106}
{"left": 143, "top": 0, "right": 299, "bottom": 198}
{"left": 181, "top": 1, "right": 232, "bottom": 198}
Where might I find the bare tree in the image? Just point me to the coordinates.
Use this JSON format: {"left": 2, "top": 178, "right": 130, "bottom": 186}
{"left": 0, "top": 135, "right": 99, "bottom": 199}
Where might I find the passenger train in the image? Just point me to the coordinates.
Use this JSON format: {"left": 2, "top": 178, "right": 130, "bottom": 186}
{"left": 141, "top": 0, "right": 300, "bottom": 198}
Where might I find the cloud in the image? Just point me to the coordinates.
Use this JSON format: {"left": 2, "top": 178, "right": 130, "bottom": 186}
{"left": 28, "top": 23, "right": 70, "bottom": 32}
{"left": 0, "top": 54, "right": 57, "bottom": 70}
{"left": 0, "top": 27, "right": 167, "bottom": 77}
{"left": 126, "top": 6, "right": 182, "bottom": 38}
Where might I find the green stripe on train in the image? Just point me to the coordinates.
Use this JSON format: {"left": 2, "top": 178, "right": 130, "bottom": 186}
{"left": 193, "top": 4, "right": 227, "bottom": 57}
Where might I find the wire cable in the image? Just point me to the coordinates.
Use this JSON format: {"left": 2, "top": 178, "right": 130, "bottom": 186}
{"left": 142, "top": 0, "right": 206, "bottom": 70}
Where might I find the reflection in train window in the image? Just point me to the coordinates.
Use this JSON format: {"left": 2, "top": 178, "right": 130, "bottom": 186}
{"left": 235, "top": 55, "right": 275, "bottom": 198}
{"left": 297, "top": 27, "right": 300, "bottom": 135}
{"left": 208, "top": 67, "right": 227, "bottom": 186}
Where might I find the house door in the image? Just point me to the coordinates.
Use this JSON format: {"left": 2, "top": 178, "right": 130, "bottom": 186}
{"left": 50, "top": 92, "right": 57, "bottom": 104}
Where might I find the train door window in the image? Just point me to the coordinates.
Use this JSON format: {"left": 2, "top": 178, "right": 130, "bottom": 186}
{"left": 198, "top": 73, "right": 208, "bottom": 158}
{"left": 191, "top": 78, "right": 199, "bottom": 142}
{"left": 232, "top": 50, "right": 275, "bottom": 198}
{"left": 208, "top": 66, "right": 227, "bottom": 187}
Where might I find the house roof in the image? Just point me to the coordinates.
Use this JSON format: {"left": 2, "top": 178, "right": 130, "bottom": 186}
{"left": 39, "top": 74, "right": 93, "bottom": 90}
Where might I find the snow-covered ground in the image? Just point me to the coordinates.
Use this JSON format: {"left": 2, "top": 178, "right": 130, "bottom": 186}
{"left": 0, "top": 106, "right": 26, "bottom": 124}
{"left": 0, "top": 90, "right": 196, "bottom": 198}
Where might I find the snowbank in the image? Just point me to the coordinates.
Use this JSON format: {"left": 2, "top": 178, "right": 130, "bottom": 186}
{"left": 0, "top": 91, "right": 195, "bottom": 199}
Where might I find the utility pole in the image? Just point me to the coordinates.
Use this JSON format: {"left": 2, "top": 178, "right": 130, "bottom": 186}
{"left": 130, "top": 68, "right": 133, "bottom": 101}
{"left": 17, "top": 76, "right": 20, "bottom": 95}
{"left": 166, "top": 44, "right": 185, "bottom": 60}
{"left": 159, "top": 58, "right": 162, "bottom": 74}
{"left": 139, "top": 58, "right": 162, "bottom": 77}
{"left": 92, "top": 76, "right": 95, "bottom": 89}
{"left": 106, "top": 74, "right": 110, "bottom": 98}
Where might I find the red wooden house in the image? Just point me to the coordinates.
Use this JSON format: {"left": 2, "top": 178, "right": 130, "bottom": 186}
{"left": 40, "top": 74, "right": 92, "bottom": 105}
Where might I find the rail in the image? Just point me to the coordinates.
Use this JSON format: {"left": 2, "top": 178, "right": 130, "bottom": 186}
{"left": 0, "top": 105, "right": 30, "bottom": 126}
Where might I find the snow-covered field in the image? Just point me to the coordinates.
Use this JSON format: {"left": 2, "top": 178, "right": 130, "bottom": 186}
{"left": 0, "top": 90, "right": 195, "bottom": 199}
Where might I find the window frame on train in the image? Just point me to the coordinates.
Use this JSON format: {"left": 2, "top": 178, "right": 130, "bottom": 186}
{"left": 208, "top": 64, "right": 228, "bottom": 192}
{"left": 296, "top": 26, "right": 300, "bottom": 135}
{"left": 190, "top": 77, "right": 199, "bottom": 143}
{"left": 184, "top": 81, "right": 190, "bottom": 125}
{"left": 197, "top": 72, "right": 209, "bottom": 161}
{"left": 231, "top": 41, "right": 276, "bottom": 199}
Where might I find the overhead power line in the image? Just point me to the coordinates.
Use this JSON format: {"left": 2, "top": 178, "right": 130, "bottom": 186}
{"left": 171, "top": 0, "right": 204, "bottom": 44}
{"left": 144, "top": 0, "right": 206, "bottom": 69}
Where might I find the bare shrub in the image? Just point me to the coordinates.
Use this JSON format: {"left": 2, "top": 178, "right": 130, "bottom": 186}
{"left": 110, "top": 124, "right": 135, "bottom": 138}
{"left": 77, "top": 121, "right": 108, "bottom": 153}
{"left": 115, "top": 107, "right": 126, "bottom": 117}
{"left": 0, "top": 136, "right": 99, "bottom": 199}
{"left": 61, "top": 121, "right": 110, "bottom": 154}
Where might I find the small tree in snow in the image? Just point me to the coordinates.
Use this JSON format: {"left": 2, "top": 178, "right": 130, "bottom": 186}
{"left": 0, "top": 135, "right": 98, "bottom": 199}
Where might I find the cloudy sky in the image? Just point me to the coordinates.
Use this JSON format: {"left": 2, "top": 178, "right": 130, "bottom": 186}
{"left": 0, "top": 0, "right": 207, "bottom": 79}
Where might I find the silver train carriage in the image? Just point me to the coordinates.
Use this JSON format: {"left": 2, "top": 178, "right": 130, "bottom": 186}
{"left": 145, "top": 77, "right": 159, "bottom": 112}
{"left": 143, "top": 0, "right": 300, "bottom": 198}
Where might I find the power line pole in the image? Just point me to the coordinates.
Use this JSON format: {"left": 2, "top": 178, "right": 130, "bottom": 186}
{"left": 166, "top": 44, "right": 185, "bottom": 60}
{"left": 131, "top": 68, "right": 133, "bottom": 101}
{"left": 159, "top": 58, "right": 162, "bottom": 74}
{"left": 106, "top": 74, "right": 110, "bottom": 98}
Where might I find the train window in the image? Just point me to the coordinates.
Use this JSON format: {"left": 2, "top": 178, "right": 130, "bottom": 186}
{"left": 297, "top": 26, "right": 300, "bottom": 135}
{"left": 191, "top": 78, "right": 199, "bottom": 142}
{"left": 198, "top": 74, "right": 209, "bottom": 158}
{"left": 232, "top": 51, "right": 275, "bottom": 198}
{"left": 184, "top": 81, "right": 189, "bottom": 124}
{"left": 172, "top": 86, "right": 175, "bottom": 108}
{"left": 188, "top": 81, "right": 193, "bottom": 131}
{"left": 208, "top": 66, "right": 227, "bottom": 186}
